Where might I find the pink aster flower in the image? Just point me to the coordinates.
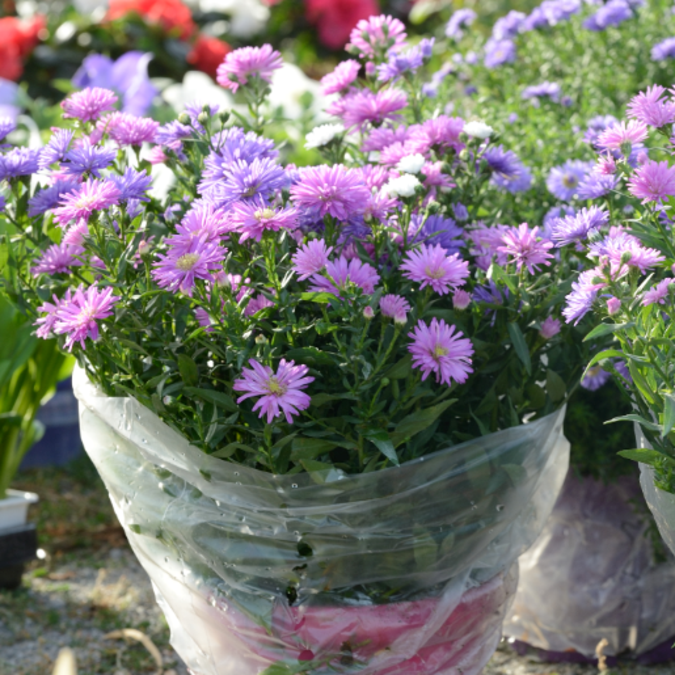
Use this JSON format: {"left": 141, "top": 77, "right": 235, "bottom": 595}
{"left": 233, "top": 358, "right": 314, "bottom": 424}
{"left": 51, "top": 284, "right": 120, "bottom": 351}
{"left": 452, "top": 289, "right": 471, "bottom": 310}
{"left": 152, "top": 237, "right": 225, "bottom": 296}
{"left": 628, "top": 160, "right": 675, "bottom": 202}
{"left": 291, "top": 239, "right": 333, "bottom": 280}
{"left": 229, "top": 200, "right": 298, "bottom": 242}
{"left": 290, "top": 165, "right": 371, "bottom": 221}
{"left": 339, "top": 89, "right": 408, "bottom": 131}
{"left": 62, "top": 220, "right": 89, "bottom": 246}
{"left": 606, "top": 296, "right": 621, "bottom": 315}
{"left": 401, "top": 244, "right": 469, "bottom": 295}
{"left": 347, "top": 15, "right": 407, "bottom": 59}
{"left": 216, "top": 44, "right": 283, "bottom": 93}
{"left": 406, "top": 116, "right": 465, "bottom": 156}
{"left": 589, "top": 227, "right": 664, "bottom": 277}
{"left": 53, "top": 178, "right": 121, "bottom": 226}
{"left": 642, "top": 278, "right": 674, "bottom": 306}
{"left": 309, "top": 256, "right": 380, "bottom": 296}
{"left": 320, "top": 60, "right": 361, "bottom": 95}
{"left": 627, "top": 85, "right": 675, "bottom": 128}
{"left": 498, "top": 224, "right": 554, "bottom": 274}
{"left": 103, "top": 113, "right": 159, "bottom": 146}
{"left": 34, "top": 294, "right": 65, "bottom": 339}
{"left": 177, "top": 203, "right": 230, "bottom": 243}
{"left": 61, "top": 88, "right": 118, "bottom": 122}
{"left": 31, "top": 243, "right": 84, "bottom": 276}
{"left": 244, "top": 292, "right": 275, "bottom": 316}
{"left": 380, "top": 294, "right": 411, "bottom": 323}
{"left": 408, "top": 318, "right": 474, "bottom": 386}
{"left": 539, "top": 316, "right": 561, "bottom": 339}
{"left": 596, "top": 120, "right": 648, "bottom": 151}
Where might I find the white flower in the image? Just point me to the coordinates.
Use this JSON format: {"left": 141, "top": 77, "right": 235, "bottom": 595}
{"left": 305, "top": 124, "right": 344, "bottom": 149}
{"left": 464, "top": 120, "right": 494, "bottom": 139}
{"left": 385, "top": 174, "right": 421, "bottom": 198}
{"left": 396, "top": 153, "right": 426, "bottom": 174}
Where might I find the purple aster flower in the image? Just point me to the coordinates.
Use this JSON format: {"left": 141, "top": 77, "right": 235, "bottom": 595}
{"left": 467, "top": 224, "right": 511, "bottom": 270}
{"left": 233, "top": 358, "right": 313, "bottom": 425}
{"left": 552, "top": 206, "right": 609, "bottom": 246}
{"left": 51, "top": 284, "right": 120, "bottom": 351}
{"left": 361, "top": 126, "right": 409, "bottom": 153}
{"left": 0, "top": 117, "right": 15, "bottom": 141}
{"left": 546, "top": 160, "right": 593, "bottom": 201}
{"left": 291, "top": 239, "right": 333, "bottom": 280}
{"left": 380, "top": 294, "right": 411, "bottom": 323}
{"left": 580, "top": 365, "right": 612, "bottom": 390}
{"left": 39, "top": 130, "right": 75, "bottom": 169}
{"left": 105, "top": 113, "right": 159, "bottom": 146}
{"left": 216, "top": 44, "right": 283, "bottom": 93}
{"left": 453, "top": 203, "right": 469, "bottom": 221}
{"left": 596, "top": 120, "right": 648, "bottom": 151}
{"left": 320, "top": 60, "right": 360, "bottom": 95}
{"left": 410, "top": 214, "right": 463, "bottom": 255}
{"left": 291, "top": 165, "right": 370, "bottom": 222}
{"left": 627, "top": 85, "right": 675, "bottom": 128}
{"left": 492, "top": 164, "right": 533, "bottom": 193}
{"left": 628, "top": 160, "right": 675, "bottom": 202}
{"left": 183, "top": 102, "right": 221, "bottom": 133}
{"left": 483, "top": 145, "right": 522, "bottom": 178}
{"left": 542, "top": 205, "right": 576, "bottom": 239}
{"left": 407, "top": 318, "right": 474, "bottom": 386}
{"left": 338, "top": 89, "right": 408, "bottom": 131}
{"left": 583, "top": 0, "right": 633, "bottom": 31}
{"left": 110, "top": 167, "right": 152, "bottom": 202}
{"left": 155, "top": 120, "right": 192, "bottom": 150}
{"left": 347, "top": 15, "right": 407, "bottom": 59}
{"left": 446, "top": 8, "right": 476, "bottom": 39}
{"left": 377, "top": 39, "right": 434, "bottom": 82}
{"left": 309, "top": 256, "right": 380, "bottom": 296}
{"left": 492, "top": 11, "right": 527, "bottom": 40}
{"left": 72, "top": 52, "right": 158, "bottom": 117}
{"left": 522, "top": 81, "right": 561, "bottom": 102}
{"left": 400, "top": 244, "right": 469, "bottom": 295}
{"left": 0, "top": 147, "right": 41, "bottom": 180}
{"left": 53, "top": 178, "right": 121, "bottom": 226}
{"left": 642, "top": 278, "right": 674, "bottom": 305}
{"left": 652, "top": 37, "right": 675, "bottom": 61}
{"left": 576, "top": 172, "right": 619, "bottom": 200}
{"left": 498, "top": 224, "right": 554, "bottom": 274}
{"left": 229, "top": 199, "right": 298, "bottom": 242}
{"left": 34, "top": 294, "right": 64, "bottom": 340}
{"left": 62, "top": 140, "right": 117, "bottom": 178}
{"left": 563, "top": 269, "right": 606, "bottom": 324}
{"left": 61, "top": 87, "right": 118, "bottom": 122}
{"left": 540, "top": 316, "right": 562, "bottom": 339}
{"left": 591, "top": 228, "right": 665, "bottom": 277}
{"left": 28, "top": 179, "right": 81, "bottom": 217}
{"left": 484, "top": 39, "right": 517, "bottom": 69}
{"left": 583, "top": 115, "right": 619, "bottom": 146}
{"left": 212, "top": 127, "right": 278, "bottom": 164}
{"left": 31, "top": 243, "right": 84, "bottom": 276}
{"left": 152, "top": 237, "right": 225, "bottom": 296}
{"left": 453, "top": 289, "right": 471, "bottom": 310}
{"left": 172, "top": 203, "right": 230, "bottom": 244}
{"left": 406, "top": 116, "right": 465, "bottom": 155}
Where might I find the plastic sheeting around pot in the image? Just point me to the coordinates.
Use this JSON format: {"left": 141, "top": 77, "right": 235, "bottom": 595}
{"left": 73, "top": 366, "right": 570, "bottom": 675}
{"left": 635, "top": 426, "right": 675, "bottom": 558}
{"left": 503, "top": 471, "right": 675, "bottom": 658}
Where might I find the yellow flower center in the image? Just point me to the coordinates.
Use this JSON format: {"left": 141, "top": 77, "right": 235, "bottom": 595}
{"left": 74, "top": 194, "right": 98, "bottom": 210}
{"left": 433, "top": 345, "right": 449, "bottom": 359}
{"left": 176, "top": 253, "right": 200, "bottom": 271}
{"left": 562, "top": 174, "right": 578, "bottom": 188}
{"left": 255, "top": 208, "right": 275, "bottom": 221}
{"left": 424, "top": 265, "right": 445, "bottom": 279}
{"left": 266, "top": 376, "right": 286, "bottom": 396}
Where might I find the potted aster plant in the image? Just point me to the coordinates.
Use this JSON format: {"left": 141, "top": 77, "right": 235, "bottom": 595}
{"left": 2, "top": 16, "right": 585, "bottom": 674}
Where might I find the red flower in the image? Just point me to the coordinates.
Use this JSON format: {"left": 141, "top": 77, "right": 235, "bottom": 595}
{"left": 107, "top": 0, "right": 196, "bottom": 40}
{"left": 187, "top": 34, "right": 231, "bottom": 78}
{"left": 305, "top": 0, "right": 379, "bottom": 50}
{"left": 0, "top": 15, "right": 46, "bottom": 81}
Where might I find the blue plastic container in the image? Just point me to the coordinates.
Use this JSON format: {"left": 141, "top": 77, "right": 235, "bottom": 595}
{"left": 20, "top": 377, "right": 82, "bottom": 469}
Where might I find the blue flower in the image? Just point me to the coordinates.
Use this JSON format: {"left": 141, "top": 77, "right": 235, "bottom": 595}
{"left": 63, "top": 141, "right": 117, "bottom": 177}
{"left": 0, "top": 147, "right": 41, "bottom": 180}
{"left": 111, "top": 168, "right": 153, "bottom": 202}
{"left": 484, "top": 39, "right": 517, "bottom": 68}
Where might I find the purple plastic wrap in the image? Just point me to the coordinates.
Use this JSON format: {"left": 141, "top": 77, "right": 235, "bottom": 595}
{"left": 73, "top": 366, "right": 570, "bottom": 675}
{"left": 504, "top": 471, "right": 675, "bottom": 658}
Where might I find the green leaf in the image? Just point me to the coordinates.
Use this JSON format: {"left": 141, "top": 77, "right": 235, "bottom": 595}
{"left": 285, "top": 347, "right": 334, "bottom": 366}
{"left": 627, "top": 360, "right": 656, "bottom": 405}
{"left": 384, "top": 354, "right": 412, "bottom": 380}
{"left": 606, "top": 413, "right": 660, "bottom": 432}
{"left": 585, "top": 349, "right": 624, "bottom": 370}
{"left": 299, "top": 292, "right": 335, "bottom": 304}
{"left": 211, "top": 442, "right": 257, "bottom": 458}
{"left": 501, "top": 463, "right": 527, "bottom": 487}
{"left": 391, "top": 399, "right": 455, "bottom": 447}
{"left": 412, "top": 527, "right": 437, "bottom": 569}
{"left": 177, "top": 354, "right": 199, "bottom": 386}
{"left": 363, "top": 428, "right": 398, "bottom": 466}
{"left": 184, "top": 386, "right": 238, "bottom": 412}
{"left": 299, "top": 459, "right": 335, "bottom": 480}
{"left": 507, "top": 323, "right": 531, "bottom": 375}
{"left": 309, "top": 393, "right": 344, "bottom": 407}
{"left": 546, "top": 369, "right": 566, "bottom": 403}
{"left": 618, "top": 448, "right": 667, "bottom": 467}
{"left": 290, "top": 437, "right": 338, "bottom": 461}
{"left": 583, "top": 322, "right": 629, "bottom": 342}
{"left": 488, "top": 264, "right": 517, "bottom": 294}
{"left": 663, "top": 393, "right": 675, "bottom": 439}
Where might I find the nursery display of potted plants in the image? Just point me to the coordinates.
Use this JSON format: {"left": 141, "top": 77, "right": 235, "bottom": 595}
{"left": 0, "top": 16, "right": 599, "bottom": 673}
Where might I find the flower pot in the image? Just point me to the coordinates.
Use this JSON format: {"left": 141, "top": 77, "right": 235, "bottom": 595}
{"left": 503, "top": 471, "right": 675, "bottom": 661}
{"left": 0, "top": 490, "right": 38, "bottom": 590}
{"left": 73, "top": 367, "right": 570, "bottom": 675}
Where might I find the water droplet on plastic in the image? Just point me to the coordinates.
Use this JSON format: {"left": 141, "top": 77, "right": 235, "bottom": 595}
{"left": 470, "top": 500, "right": 478, "bottom": 510}
{"left": 209, "top": 596, "right": 217, "bottom": 607}
{"left": 141, "top": 438, "right": 148, "bottom": 444}
{"left": 291, "top": 483, "right": 298, "bottom": 489}
{"left": 495, "top": 504, "right": 504, "bottom": 512}
{"left": 234, "top": 471, "right": 240, "bottom": 477}
{"left": 164, "top": 557, "right": 169, "bottom": 563}
{"left": 215, "top": 500, "right": 221, "bottom": 507}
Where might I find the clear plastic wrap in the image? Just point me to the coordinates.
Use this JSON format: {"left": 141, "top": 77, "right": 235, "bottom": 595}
{"left": 636, "top": 425, "right": 675, "bottom": 557}
{"left": 503, "top": 471, "right": 675, "bottom": 657}
{"left": 73, "top": 366, "right": 570, "bottom": 675}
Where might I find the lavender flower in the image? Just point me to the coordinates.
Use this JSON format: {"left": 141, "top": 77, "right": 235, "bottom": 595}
{"left": 216, "top": 44, "right": 283, "bottom": 93}
{"left": 400, "top": 244, "right": 469, "bottom": 295}
{"left": 211, "top": 157, "right": 288, "bottom": 209}
{"left": 309, "top": 257, "right": 380, "bottom": 296}
{"left": 377, "top": 39, "right": 434, "bottom": 82}
{"left": 28, "top": 180, "right": 81, "bottom": 217}
{"left": 583, "top": 0, "right": 633, "bottom": 31}
{"left": 339, "top": 89, "right": 408, "bottom": 130}
{"left": 407, "top": 318, "right": 474, "bottom": 386}
{"left": 492, "top": 11, "right": 527, "bottom": 40}
{"left": 483, "top": 145, "right": 522, "bottom": 178}
{"left": 53, "top": 179, "right": 121, "bottom": 226}
{"left": 61, "top": 87, "right": 118, "bottom": 122}
{"left": 407, "top": 116, "right": 465, "bottom": 155}
{"left": 522, "top": 81, "right": 561, "bottom": 102}
{"left": 580, "top": 365, "right": 611, "bottom": 390}
{"left": 0, "top": 117, "right": 16, "bottom": 141}
{"left": 346, "top": 15, "right": 407, "bottom": 59}
{"left": 446, "top": 9, "right": 476, "bottom": 39}
{"left": 39, "top": 130, "right": 75, "bottom": 169}
{"left": 627, "top": 85, "right": 675, "bottom": 128}
{"left": 552, "top": 206, "right": 609, "bottom": 245}
{"left": 642, "top": 278, "right": 674, "bottom": 306}
{"left": 105, "top": 113, "right": 159, "bottom": 146}
{"left": 110, "top": 168, "right": 153, "bottom": 202}
{"left": 484, "top": 39, "right": 517, "bottom": 69}
{"left": 380, "top": 294, "right": 410, "bottom": 323}
{"left": 63, "top": 141, "right": 117, "bottom": 177}
{"left": 492, "top": 164, "right": 533, "bottom": 193}
{"left": 229, "top": 200, "right": 298, "bottom": 242}
{"left": 589, "top": 228, "right": 665, "bottom": 276}
{"left": 498, "top": 224, "right": 554, "bottom": 274}
{"left": 31, "top": 243, "right": 84, "bottom": 275}
{"left": 410, "top": 214, "right": 463, "bottom": 255}
{"left": 577, "top": 172, "right": 619, "bottom": 200}
{"left": 0, "top": 147, "right": 41, "bottom": 180}
{"left": 628, "top": 160, "right": 675, "bottom": 202}
{"left": 563, "top": 269, "right": 606, "bottom": 324}
{"left": 546, "top": 160, "right": 593, "bottom": 201}
{"left": 597, "top": 120, "right": 648, "bottom": 151}
{"left": 233, "top": 358, "right": 314, "bottom": 425}
{"left": 291, "top": 239, "right": 333, "bottom": 280}
{"left": 652, "top": 37, "right": 675, "bottom": 61}
{"left": 320, "top": 60, "right": 361, "bottom": 95}
{"left": 361, "top": 126, "right": 409, "bottom": 153}
{"left": 540, "top": 316, "right": 562, "bottom": 339}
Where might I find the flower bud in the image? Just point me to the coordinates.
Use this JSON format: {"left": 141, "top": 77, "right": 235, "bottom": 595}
{"left": 381, "top": 377, "right": 390, "bottom": 387}
{"left": 178, "top": 112, "right": 191, "bottom": 126}
{"left": 255, "top": 334, "right": 267, "bottom": 344}
{"left": 219, "top": 111, "right": 230, "bottom": 125}
{"left": 426, "top": 200, "right": 441, "bottom": 215}
{"left": 197, "top": 112, "right": 210, "bottom": 126}
{"left": 606, "top": 297, "right": 621, "bottom": 315}
{"left": 363, "top": 306, "right": 374, "bottom": 320}
{"left": 453, "top": 289, "right": 471, "bottom": 310}
{"left": 458, "top": 149, "right": 470, "bottom": 162}
{"left": 620, "top": 251, "right": 633, "bottom": 266}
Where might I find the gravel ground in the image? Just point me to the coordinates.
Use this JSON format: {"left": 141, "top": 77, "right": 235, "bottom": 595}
{"left": 3, "top": 456, "right": 675, "bottom": 675}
